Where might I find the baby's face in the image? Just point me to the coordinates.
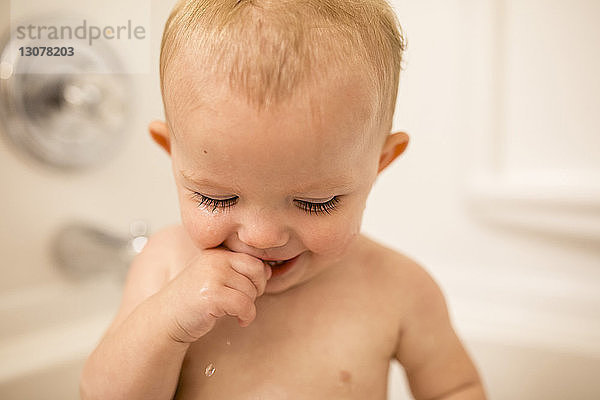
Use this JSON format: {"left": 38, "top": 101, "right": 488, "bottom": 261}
{"left": 154, "top": 68, "right": 394, "bottom": 294}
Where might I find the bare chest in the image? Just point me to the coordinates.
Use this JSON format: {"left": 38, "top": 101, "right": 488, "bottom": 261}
{"left": 173, "top": 277, "right": 400, "bottom": 400}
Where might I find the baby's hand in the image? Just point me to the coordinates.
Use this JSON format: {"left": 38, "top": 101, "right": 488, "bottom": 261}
{"left": 158, "top": 246, "right": 272, "bottom": 343}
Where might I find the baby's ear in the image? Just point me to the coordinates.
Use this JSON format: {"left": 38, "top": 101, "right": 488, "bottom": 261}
{"left": 148, "top": 120, "right": 171, "bottom": 155}
{"left": 378, "top": 131, "right": 409, "bottom": 173}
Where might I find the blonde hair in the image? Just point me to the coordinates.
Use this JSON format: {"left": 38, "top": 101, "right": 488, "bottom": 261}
{"left": 159, "top": 0, "right": 406, "bottom": 137}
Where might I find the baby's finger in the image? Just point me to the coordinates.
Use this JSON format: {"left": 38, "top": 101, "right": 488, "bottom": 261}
{"left": 229, "top": 253, "right": 271, "bottom": 296}
{"left": 224, "top": 269, "right": 258, "bottom": 300}
{"left": 216, "top": 286, "right": 257, "bottom": 325}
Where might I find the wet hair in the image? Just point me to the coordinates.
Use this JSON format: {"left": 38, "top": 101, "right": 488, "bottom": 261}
{"left": 159, "top": 0, "right": 406, "bottom": 138}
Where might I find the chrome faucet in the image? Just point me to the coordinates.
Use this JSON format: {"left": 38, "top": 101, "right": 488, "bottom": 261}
{"left": 51, "top": 220, "right": 149, "bottom": 281}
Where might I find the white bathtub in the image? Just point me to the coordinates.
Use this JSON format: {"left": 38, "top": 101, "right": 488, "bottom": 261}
{"left": 1, "top": 274, "right": 599, "bottom": 400}
{"left": 0, "top": 277, "right": 121, "bottom": 400}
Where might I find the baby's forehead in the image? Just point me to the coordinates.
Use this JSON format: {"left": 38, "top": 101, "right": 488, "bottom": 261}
{"left": 169, "top": 97, "right": 375, "bottom": 160}
{"left": 164, "top": 63, "right": 381, "bottom": 189}
{"left": 164, "top": 62, "right": 377, "bottom": 142}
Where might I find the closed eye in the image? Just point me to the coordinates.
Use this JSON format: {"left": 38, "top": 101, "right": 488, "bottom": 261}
{"left": 192, "top": 193, "right": 238, "bottom": 212}
{"left": 191, "top": 193, "right": 341, "bottom": 215}
{"left": 294, "top": 197, "right": 340, "bottom": 215}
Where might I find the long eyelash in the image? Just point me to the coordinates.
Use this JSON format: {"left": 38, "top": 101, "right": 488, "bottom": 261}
{"left": 191, "top": 193, "right": 341, "bottom": 215}
{"left": 294, "top": 196, "right": 341, "bottom": 215}
{"left": 192, "top": 193, "right": 238, "bottom": 213}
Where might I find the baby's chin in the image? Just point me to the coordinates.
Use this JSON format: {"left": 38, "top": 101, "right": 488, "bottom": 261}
{"left": 262, "top": 251, "right": 314, "bottom": 295}
{"left": 263, "top": 249, "right": 354, "bottom": 296}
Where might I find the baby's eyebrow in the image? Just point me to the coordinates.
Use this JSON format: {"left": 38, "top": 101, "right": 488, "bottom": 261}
{"left": 180, "top": 171, "right": 237, "bottom": 190}
{"left": 293, "top": 179, "right": 354, "bottom": 192}
{"left": 180, "top": 170, "right": 354, "bottom": 192}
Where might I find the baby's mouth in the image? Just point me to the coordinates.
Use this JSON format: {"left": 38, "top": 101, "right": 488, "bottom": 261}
{"left": 262, "top": 259, "right": 290, "bottom": 267}
{"left": 261, "top": 253, "right": 302, "bottom": 267}
{"left": 260, "top": 253, "right": 303, "bottom": 279}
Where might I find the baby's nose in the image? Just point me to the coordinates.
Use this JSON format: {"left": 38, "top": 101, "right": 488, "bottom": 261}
{"left": 236, "top": 220, "right": 289, "bottom": 250}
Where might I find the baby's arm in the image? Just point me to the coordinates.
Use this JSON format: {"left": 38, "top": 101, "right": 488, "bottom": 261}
{"left": 395, "top": 266, "right": 487, "bottom": 400}
{"left": 80, "top": 227, "right": 271, "bottom": 400}
{"left": 79, "top": 228, "right": 190, "bottom": 400}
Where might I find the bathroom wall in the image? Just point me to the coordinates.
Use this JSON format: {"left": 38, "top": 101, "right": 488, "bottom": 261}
{"left": 367, "top": 0, "right": 600, "bottom": 367}
{"left": 0, "top": 0, "right": 599, "bottom": 397}
{"left": 0, "top": 0, "right": 180, "bottom": 291}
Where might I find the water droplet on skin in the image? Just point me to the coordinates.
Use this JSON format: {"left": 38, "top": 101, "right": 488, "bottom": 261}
{"left": 226, "top": 338, "right": 231, "bottom": 346}
{"left": 204, "top": 363, "right": 216, "bottom": 377}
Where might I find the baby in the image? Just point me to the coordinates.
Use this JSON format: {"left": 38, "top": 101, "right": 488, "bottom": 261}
{"left": 81, "top": 0, "right": 486, "bottom": 399}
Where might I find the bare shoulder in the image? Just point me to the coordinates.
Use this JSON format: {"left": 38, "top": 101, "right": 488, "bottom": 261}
{"left": 355, "top": 234, "right": 438, "bottom": 302}
{"left": 354, "top": 234, "right": 452, "bottom": 337}
{"left": 359, "top": 234, "right": 451, "bottom": 333}
{"left": 102, "top": 223, "right": 191, "bottom": 337}
{"left": 133, "top": 223, "right": 186, "bottom": 279}
{"left": 359, "top": 236, "right": 487, "bottom": 399}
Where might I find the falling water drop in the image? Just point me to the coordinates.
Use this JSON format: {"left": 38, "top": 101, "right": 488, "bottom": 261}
{"left": 226, "top": 338, "right": 231, "bottom": 346}
{"left": 204, "top": 363, "right": 216, "bottom": 377}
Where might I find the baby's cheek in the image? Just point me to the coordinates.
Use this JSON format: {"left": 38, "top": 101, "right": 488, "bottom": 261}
{"left": 180, "top": 206, "right": 229, "bottom": 249}
{"left": 303, "top": 215, "right": 360, "bottom": 258}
